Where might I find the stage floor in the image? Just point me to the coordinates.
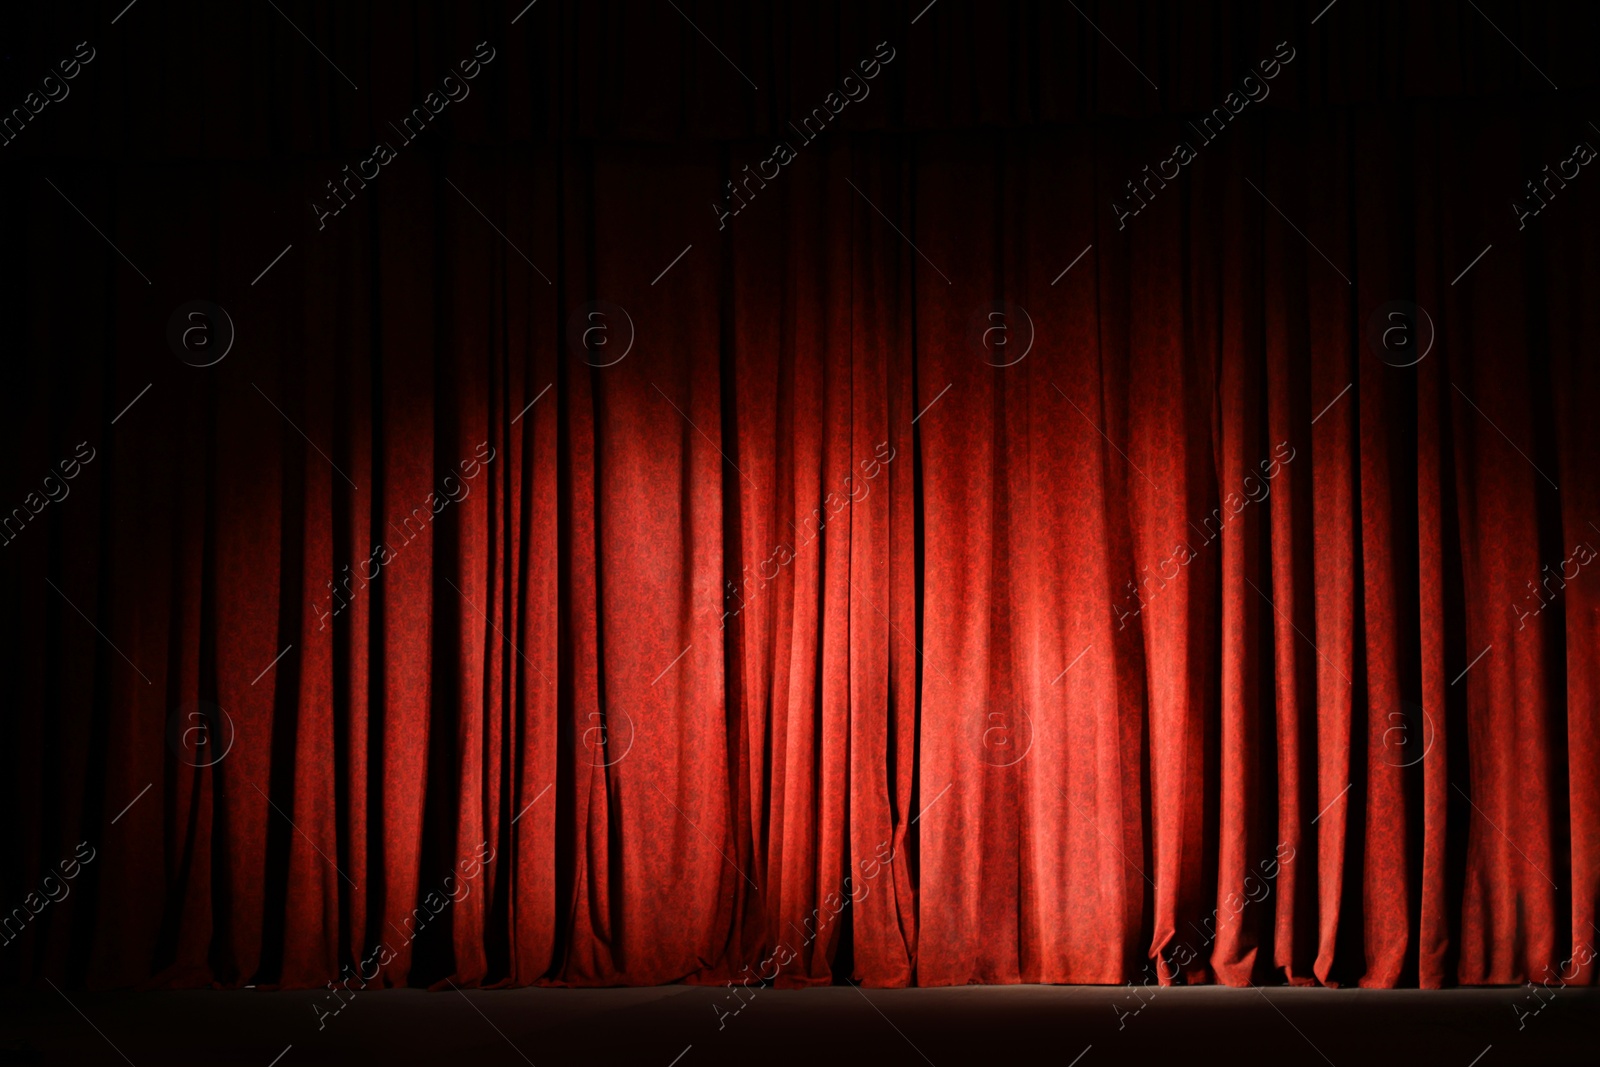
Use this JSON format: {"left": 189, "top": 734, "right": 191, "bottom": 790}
{"left": 2, "top": 983, "right": 1593, "bottom": 1066}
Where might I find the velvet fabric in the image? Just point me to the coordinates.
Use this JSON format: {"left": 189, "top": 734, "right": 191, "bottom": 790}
{"left": 2, "top": 0, "right": 1596, "bottom": 992}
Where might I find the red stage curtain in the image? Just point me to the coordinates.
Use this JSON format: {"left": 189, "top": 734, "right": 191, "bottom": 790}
{"left": 2, "top": 1, "right": 1597, "bottom": 994}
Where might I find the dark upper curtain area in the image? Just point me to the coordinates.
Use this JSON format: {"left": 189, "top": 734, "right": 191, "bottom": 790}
{"left": 0, "top": 0, "right": 1596, "bottom": 155}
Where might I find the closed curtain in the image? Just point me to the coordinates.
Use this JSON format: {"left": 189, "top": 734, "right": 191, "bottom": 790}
{"left": 2, "top": 0, "right": 1596, "bottom": 992}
